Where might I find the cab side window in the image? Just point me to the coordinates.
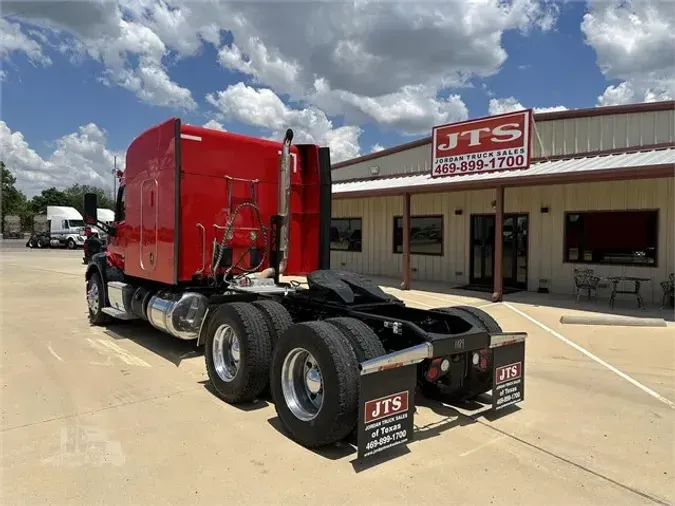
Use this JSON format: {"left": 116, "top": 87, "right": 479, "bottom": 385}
{"left": 116, "top": 185, "right": 126, "bottom": 222}
{"left": 62, "top": 219, "right": 69, "bottom": 229}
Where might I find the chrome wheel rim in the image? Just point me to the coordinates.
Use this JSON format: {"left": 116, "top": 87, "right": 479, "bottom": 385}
{"left": 87, "top": 281, "right": 100, "bottom": 314}
{"left": 213, "top": 324, "right": 240, "bottom": 382}
{"left": 281, "top": 348, "right": 324, "bottom": 421}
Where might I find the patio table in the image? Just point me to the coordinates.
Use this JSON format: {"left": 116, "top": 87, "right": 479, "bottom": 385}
{"left": 606, "top": 276, "right": 651, "bottom": 309}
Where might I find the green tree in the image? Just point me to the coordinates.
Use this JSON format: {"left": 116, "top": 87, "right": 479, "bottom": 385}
{"left": 29, "top": 187, "right": 70, "bottom": 214}
{"left": 1, "top": 162, "right": 29, "bottom": 232}
{"left": 62, "top": 184, "right": 116, "bottom": 215}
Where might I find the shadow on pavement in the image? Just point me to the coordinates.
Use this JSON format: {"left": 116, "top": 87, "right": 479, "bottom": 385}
{"left": 200, "top": 380, "right": 271, "bottom": 411}
{"left": 101, "top": 320, "right": 203, "bottom": 367}
{"left": 371, "top": 276, "right": 674, "bottom": 322}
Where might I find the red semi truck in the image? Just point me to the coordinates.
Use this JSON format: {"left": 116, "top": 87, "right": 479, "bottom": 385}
{"left": 83, "top": 118, "right": 527, "bottom": 461}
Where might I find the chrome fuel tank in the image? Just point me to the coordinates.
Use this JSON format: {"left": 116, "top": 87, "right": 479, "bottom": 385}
{"left": 146, "top": 292, "right": 209, "bottom": 340}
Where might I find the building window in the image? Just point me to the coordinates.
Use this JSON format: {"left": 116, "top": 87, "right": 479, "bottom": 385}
{"left": 393, "top": 215, "right": 444, "bottom": 256}
{"left": 330, "top": 218, "right": 362, "bottom": 252}
{"left": 564, "top": 210, "right": 658, "bottom": 266}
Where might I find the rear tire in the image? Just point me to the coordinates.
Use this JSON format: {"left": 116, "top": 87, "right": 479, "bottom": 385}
{"left": 433, "top": 306, "right": 484, "bottom": 332}
{"left": 251, "top": 300, "right": 293, "bottom": 347}
{"left": 270, "top": 321, "right": 359, "bottom": 448}
{"left": 324, "top": 317, "right": 386, "bottom": 362}
{"left": 204, "top": 303, "right": 272, "bottom": 404}
{"left": 450, "top": 305, "right": 502, "bottom": 333}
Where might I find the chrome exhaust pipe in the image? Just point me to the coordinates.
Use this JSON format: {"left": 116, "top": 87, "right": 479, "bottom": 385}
{"left": 277, "top": 128, "right": 293, "bottom": 275}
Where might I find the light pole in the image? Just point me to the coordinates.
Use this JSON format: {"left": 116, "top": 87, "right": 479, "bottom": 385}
{"left": 112, "top": 156, "right": 117, "bottom": 199}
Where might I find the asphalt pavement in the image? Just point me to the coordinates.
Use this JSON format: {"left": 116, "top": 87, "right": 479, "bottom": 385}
{"left": 1, "top": 242, "right": 673, "bottom": 505}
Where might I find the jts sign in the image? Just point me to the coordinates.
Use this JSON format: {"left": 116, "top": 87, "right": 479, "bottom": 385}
{"left": 431, "top": 110, "right": 533, "bottom": 178}
{"left": 364, "top": 391, "right": 409, "bottom": 424}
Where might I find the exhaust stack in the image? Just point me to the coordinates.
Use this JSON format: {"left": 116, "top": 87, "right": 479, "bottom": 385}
{"left": 277, "top": 128, "right": 293, "bottom": 275}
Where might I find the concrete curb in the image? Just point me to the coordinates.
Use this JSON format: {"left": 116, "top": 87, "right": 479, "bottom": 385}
{"left": 560, "top": 314, "right": 668, "bottom": 327}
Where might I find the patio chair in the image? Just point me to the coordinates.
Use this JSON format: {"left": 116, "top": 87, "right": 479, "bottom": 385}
{"left": 661, "top": 273, "right": 674, "bottom": 309}
{"left": 573, "top": 268, "right": 600, "bottom": 301}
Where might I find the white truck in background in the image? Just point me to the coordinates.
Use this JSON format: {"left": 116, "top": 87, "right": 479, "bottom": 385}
{"left": 46, "top": 206, "right": 87, "bottom": 249}
{"left": 87, "top": 208, "right": 115, "bottom": 242}
{"left": 97, "top": 208, "right": 115, "bottom": 226}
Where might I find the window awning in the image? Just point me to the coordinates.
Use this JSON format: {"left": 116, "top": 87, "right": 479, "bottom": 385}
{"left": 332, "top": 146, "right": 675, "bottom": 198}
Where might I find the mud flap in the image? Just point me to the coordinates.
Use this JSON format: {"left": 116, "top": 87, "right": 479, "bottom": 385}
{"left": 491, "top": 339, "right": 525, "bottom": 411}
{"left": 356, "top": 363, "right": 417, "bottom": 460}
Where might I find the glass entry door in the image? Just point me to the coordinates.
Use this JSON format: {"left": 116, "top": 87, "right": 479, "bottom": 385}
{"left": 470, "top": 215, "right": 495, "bottom": 286}
{"left": 470, "top": 214, "right": 528, "bottom": 289}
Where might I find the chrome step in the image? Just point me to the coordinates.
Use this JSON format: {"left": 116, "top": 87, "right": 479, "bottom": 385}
{"left": 102, "top": 306, "right": 139, "bottom": 320}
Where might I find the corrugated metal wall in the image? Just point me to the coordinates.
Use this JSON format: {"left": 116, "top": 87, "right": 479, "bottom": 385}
{"left": 532, "top": 109, "right": 674, "bottom": 158}
{"left": 330, "top": 177, "right": 675, "bottom": 303}
{"left": 332, "top": 143, "right": 432, "bottom": 181}
{"left": 332, "top": 108, "right": 675, "bottom": 182}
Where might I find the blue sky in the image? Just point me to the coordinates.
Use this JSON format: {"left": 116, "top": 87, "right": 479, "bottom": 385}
{"left": 0, "top": 0, "right": 671, "bottom": 196}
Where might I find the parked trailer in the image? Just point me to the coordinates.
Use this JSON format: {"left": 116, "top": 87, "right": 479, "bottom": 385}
{"left": 83, "top": 119, "right": 526, "bottom": 462}
{"left": 25, "top": 215, "right": 50, "bottom": 248}
{"left": 2, "top": 215, "right": 22, "bottom": 239}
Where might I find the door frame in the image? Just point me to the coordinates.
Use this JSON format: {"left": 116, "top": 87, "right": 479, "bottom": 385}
{"left": 469, "top": 213, "right": 529, "bottom": 290}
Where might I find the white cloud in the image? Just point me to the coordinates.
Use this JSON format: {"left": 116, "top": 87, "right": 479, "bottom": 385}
{"left": 488, "top": 97, "right": 568, "bottom": 115}
{"left": 1, "top": 0, "right": 572, "bottom": 188}
{"left": 211, "top": 0, "right": 558, "bottom": 96}
{"left": 0, "top": 121, "right": 123, "bottom": 198}
{"left": 202, "top": 120, "right": 226, "bottom": 131}
{"left": 2, "top": 1, "right": 196, "bottom": 110}
{"left": 310, "top": 80, "right": 468, "bottom": 135}
{"left": 208, "top": 0, "right": 558, "bottom": 131}
{"left": 371, "top": 144, "right": 385, "bottom": 153}
{"left": 0, "top": 17, "right": 51, "bottom": 65}
{"left": 489, "top": 97, "right": 525, "bottom": 115}
{"left": 206, "top": 83, "right": 361, "bottom": 162}
{"left": 2, "top": 0, "right": 561, "bottom": 132}
{"left": 581, "top": 0, "right": 675, "bottom": 105}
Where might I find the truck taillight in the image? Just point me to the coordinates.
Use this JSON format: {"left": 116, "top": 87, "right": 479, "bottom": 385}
{"left": 478, "top": 348, "right": 489, "bottom": 371}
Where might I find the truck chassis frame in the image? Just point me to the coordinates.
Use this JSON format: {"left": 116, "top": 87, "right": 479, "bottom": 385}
{"left": 86, "top": 252, "right": 527, "bottom": 462}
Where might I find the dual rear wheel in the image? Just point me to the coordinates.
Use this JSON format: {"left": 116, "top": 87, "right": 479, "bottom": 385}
{"left": 203, "top": 301, "right": 386, "bottom": 448}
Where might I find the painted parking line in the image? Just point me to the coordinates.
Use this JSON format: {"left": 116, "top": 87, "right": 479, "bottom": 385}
{"left": 47, "top": 343, "right": 64, "bottom": 362}
{"left": 87, "top": 338, "right": 152, "bottom": 368}
{"left": 503, "top": 302, "right": 675, "bottom": 410}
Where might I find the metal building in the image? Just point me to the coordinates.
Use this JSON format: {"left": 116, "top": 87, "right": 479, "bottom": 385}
{"left": 329, "top": 100, "right": 675, "bottom": 305}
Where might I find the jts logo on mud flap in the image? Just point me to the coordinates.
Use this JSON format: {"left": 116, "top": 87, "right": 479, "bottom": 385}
{"left": 495, "top": 362, "right": 522, "bottom": 385}
{"left": 364, "top": 391, "right": 409, "bottom": 424}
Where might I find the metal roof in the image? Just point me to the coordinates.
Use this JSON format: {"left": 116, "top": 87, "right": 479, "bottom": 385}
{"left": 332, "top": 147, "right": 675, "bottom": 195}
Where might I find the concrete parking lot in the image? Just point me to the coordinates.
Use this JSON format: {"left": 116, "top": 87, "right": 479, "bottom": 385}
{"left": 1, "top": 240, "right": 673, "bottom": 505}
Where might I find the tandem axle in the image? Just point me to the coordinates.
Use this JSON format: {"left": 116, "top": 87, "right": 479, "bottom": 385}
{"left": 86, "top": 264, "right": 526, "bottom": 462}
